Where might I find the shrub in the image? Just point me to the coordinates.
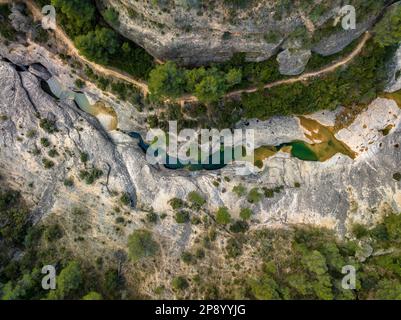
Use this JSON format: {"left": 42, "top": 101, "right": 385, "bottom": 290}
{"left": 175, "top": 211, "right": 190, "bottom": 224}
{"left": 47, "top": 149, "right": 59, "bottom": 158}
{"left": 42, "top": 158, "right": 55, "bottom": 169}
{"left": 230, "top": 221, "right": 249, "bottom": 233}
{"left": 40, "top": 138, "right": 51, "bottom": 148}
{"left": 80, "top": 152, "right": 89, "bottom": 163}
{"left": 103, "top": 8, "right": 119, "bottom": 26}
{"left": 115, "top": 217, "right": 125, "bottom": 224}
{"left": 128, "top": 229, "right": 159, "bottom": 262}
{"left": 240, "top": 208, "right": 253, "bottom": 220}
{"left": 75, "top": 28, "right": 120, "bottom": 65}
{"left": 64, "top": 178, "right": 74, "bottom": 187}
{"left": 44, "top": 224, "right": 63, "bottom": 241}
{"left": 181, "top": 252, "right": 194, "bottom": 264}
{"left": 216, "top": 207, "right": 231, "bottom": 225}
{"left": 247, "top": 188, "right": 262, "bottom": 203}
{"left": 226, "top": 238, "right": 242, "bottom": 258}
{"left": 120, "top": 193, "right": 130, "bottom": 206}
{"left": 172, "top": 276, "right": 189, "bottom": 291}
{"left": 195, "top": 248, "right": 205, "bottom": 260}
{"left": 187, "top": 191, "right": 206, "bottom": 209}
{"left": 40, "top": 119, "right": 58, "bottom": 134}
{"left": 169, "top": 198, "right": 185, "bottom": 210}
{"left": 393, "top": 172, "right": 401, "bottom": 181}
{"left": 233, "top": 184, "right": 246, "bottom": 197}
{"left": 146, "top": 212, "right": 158, "bottom": 224}
{"left": 351, "top": 223, "right": 369, "bottom": 239}
{"left": 79, "top": 168, "right": 103, "bottom": 184}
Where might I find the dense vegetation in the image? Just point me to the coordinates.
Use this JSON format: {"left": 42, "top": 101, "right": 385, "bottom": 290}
{"left": 0, "top": 4, "right": 17, "bottom": 42}
{"left": 0, "top": 187, "right": 126, "bottom": 300}
{"left": 36, "top": 0, "right": 154, "bottom": 79}
{"left": 240, "top": 213, "right": 401, "bottom": 300}
{"left": 374, "top": 3, "right": 401, "bottom": 47}
{"left": 240, "top": 41, "right": 391, "bottom": 120}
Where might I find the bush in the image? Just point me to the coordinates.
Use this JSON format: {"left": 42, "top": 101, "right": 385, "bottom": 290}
{"left": 393, "top": 172, "right": 401, "bottom": 181}
{"left": 146, "top": 212, "right": 159, "bottom": 224}
{"left": 148, "top": 61, "right": 185, "bottom": 99}
{"left": 229, "top": 220, "right": 249, "bottom": 233}
{"left": 128, "top": 230, "right": 159, "bottom": 262}
{"left": 75, "top": 28, "right": 120, "bottom": 65}
{"left": 374, "top": 5, "right": 401, "bottom": 47}
{"left": 181, "top": 252, "right": 194, "bottom": 265}
{"left": 44, "top": 224, "right": 63, "bottom": 241}
{"left": 103, "top": 8, "right": 119, "bottom": 26}
{"left": 233, "top": 184, "right": 246, "bottom": 197}
{"left": 226, "top": 238, "right": 242, "bottom": 258}
{"left": 42, "top": 158, "right": 55, "bottom": 169}
{"left": 120, "top": 193, "right": 131, "bottom": 206}
{"left": 175, "top": 211, "right": 190, "bottom": 224}
{"left": 79, "top": 168, "right": 103, "bottom": 184}
{"left": 247, "top": 188, "right": 262, "bottom": 203}
{"left": 64, "top": 178, "right": 74, "bottom": 187}
{"left": 40, "top": 119, "right": 58, "bottom": 134}
{"left": 240, "top": 208, "right": 253, "bottom": 220}
{"left": 169, "top": 198, "right": 185, "bottom": 210}
{"left": 172, "top": 276, "right": 189, "bottom": 291}
{"left": 216, "top": 207, "right": 231, "bottom": 225}
{"left": 48, "top": 261, "right": 82, "bottom": 300}
{"left": 187, "top": 191, "right": 206, "bottom": 209}
{"left": 40, "top": 138, "right": 51, "bottom": 148}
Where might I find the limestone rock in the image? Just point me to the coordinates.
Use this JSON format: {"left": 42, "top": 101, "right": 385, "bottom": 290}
{"left": 277, "top": 48, "right": 312, "bottom": 76}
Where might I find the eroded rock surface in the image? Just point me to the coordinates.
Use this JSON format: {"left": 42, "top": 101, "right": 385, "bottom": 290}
{"left": 100, "top": 0, "right": 385, "bottom": 67}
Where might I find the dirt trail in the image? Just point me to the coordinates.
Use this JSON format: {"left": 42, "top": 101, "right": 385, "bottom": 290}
{"left": 2, "top": 0, "right": 371, "bottom": 104}
{"left": 23, "top": 0, "right": 149, "bottom": 95}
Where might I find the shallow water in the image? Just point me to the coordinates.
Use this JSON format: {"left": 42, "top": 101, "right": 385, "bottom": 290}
{"left": 45, "top": 78, "right": 118, "bottom": 131}
{"left": 44, "top": 78, "right": 357, "bottom": 171}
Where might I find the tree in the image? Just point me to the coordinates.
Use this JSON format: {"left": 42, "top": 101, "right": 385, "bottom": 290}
{"left": 216, "top": 207, "right": 231, "bottom": 225}
{"left": 375, "top": 279, "right": 401, "bottom": 300}
{"left": 75, "top": 28, "right": 120, "bottom": 64}
{"left": 51, "top": 0, "right": 95, "bottom": 36}
{"left": 225, "top": 68, "right": 242, "bottom": 87}
{"left": 249, "top": 275, "right": 280, "bottom": 300}
{"left": 194, "top": 75, "right": 226, "bottom": 104}
{"left": 128, "top": 230, "right": 159, "bottom": 262}
{"left": 48, "top": 261, "right": 82, "bottom": 300}
{"left": 172, "top": 276, "right": 189, "bottom": 291}
{"left": 240, "top": 208, "right": 253, "bottom": 220}
{"left": 374, "top": 5, "right": 401, "bottom": 47}
{"left": 103, "top": 8, "right": 119, "bottom": 26}
{"left": 384, "top": 213, "right": 401, "bottom": 241}
{"left": 185, "top": 67, "right": 207, "bottom": 92}
{"left": 148, "top": 61, "right": 185, "bottom": 99}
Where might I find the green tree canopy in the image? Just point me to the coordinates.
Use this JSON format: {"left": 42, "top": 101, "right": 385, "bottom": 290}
{"left": 374, "top": 4, "right": 401, "bottom": 47}
{"left": 216, "top": 207, "right": 231, "bottom": 225}
{"left": 51, "top": 0, "right": 95, "bottom": 36}
{"left": 75, "top": 28, "right": 120, "bottom": 64}
{"left": 148, "top": 61, "right": 186, "bottom": 99}
{"left": 128, "top": 229, "right": 159, "bottom": 262}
